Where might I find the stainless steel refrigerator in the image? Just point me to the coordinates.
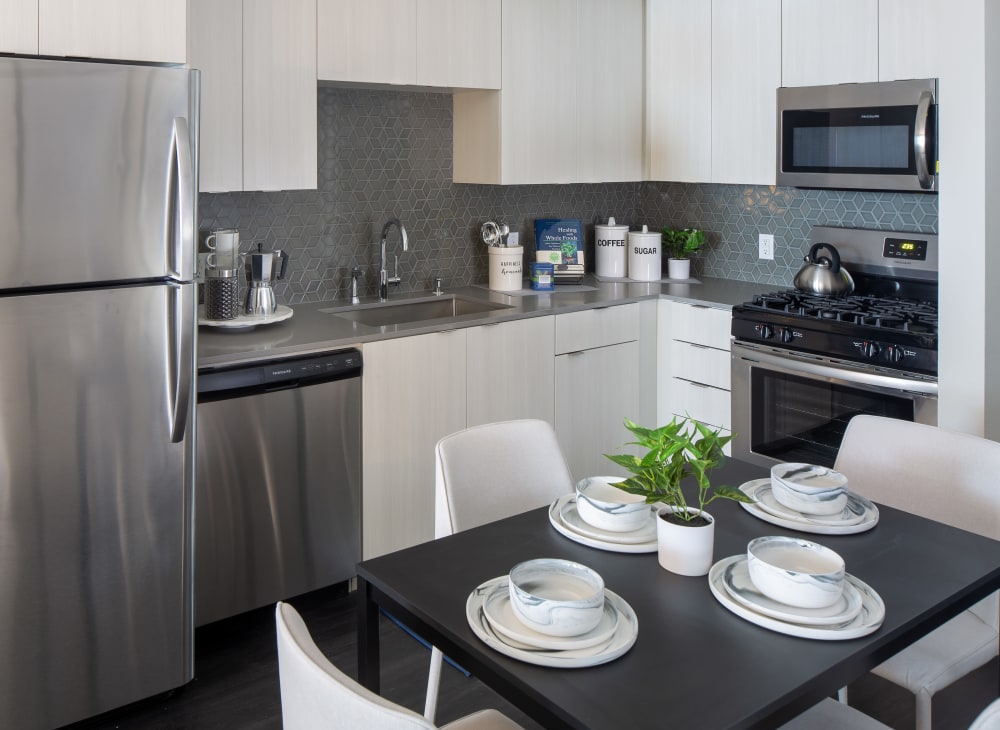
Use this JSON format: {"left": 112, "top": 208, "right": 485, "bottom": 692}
{"left": 0, "top": 58, "right": 198, "bottom": 728}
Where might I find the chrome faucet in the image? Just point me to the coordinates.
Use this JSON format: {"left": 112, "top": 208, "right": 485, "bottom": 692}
{"left": 378, "top": 217, "right": 409, "bottom": 302}
{"left": 350, "top": 266, "right": 362, "bottom": 305}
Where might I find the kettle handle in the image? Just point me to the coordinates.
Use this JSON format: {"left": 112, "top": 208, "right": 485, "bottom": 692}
{"left": 807, "top": 242, "right": 841, "bottom": 273}
{"left": 277, "top": 250, "right": 289, "bottom": 280}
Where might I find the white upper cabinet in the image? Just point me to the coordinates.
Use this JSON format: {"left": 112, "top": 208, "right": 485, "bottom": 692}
{"left": 781, "top": 0, "right": 878, "bottom": 87}
{"left": 454, "top": 0, "right": 642, "bottom": 184}
{"left": 416, "top": 0, "right": 501, "bottom": 89}
{"left": 317, "top": 0, "right": 500, "bottom": 90}
{"left": 878, "top": 0, "right": 944, "bottom": 81}
{"left": 39, "top": 0, "right": 186, "bottom": 63}
{"left": 189, "top": 0, "right": 317, "bottom": 192}
{"left": 711, "top": 0, "right": 781, "bottom": 185}
{"left": 317, "top": 0, "right": 417, "bottom": 85}
{"left": 0, "top": 0, "right": 38, "bottom": 55}
{"left": 646, "top": 0, "right": 712, "bottom": 182}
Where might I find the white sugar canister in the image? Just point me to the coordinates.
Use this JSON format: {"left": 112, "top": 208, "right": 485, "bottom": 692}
{"left": 628, "top": 225, "right": 662, "bottom": 282}
{"left": 595, "top": 217, "right": 629, "bottom": 278}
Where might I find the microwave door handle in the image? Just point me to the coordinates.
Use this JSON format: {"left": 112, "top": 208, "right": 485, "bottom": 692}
{"left": 914, "top": 90, "right": 933, "bottom": 190}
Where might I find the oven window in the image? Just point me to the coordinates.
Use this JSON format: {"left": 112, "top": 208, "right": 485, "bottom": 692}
{"left": 750, "top": 368, "right": 915, "bottom": 467}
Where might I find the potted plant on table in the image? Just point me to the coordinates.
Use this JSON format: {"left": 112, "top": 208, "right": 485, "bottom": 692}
{"left": 661, "top": 227, "right": 706, "bottom": 281}
{"left": 604, "top": 416, "right": 752, "bottom": 576}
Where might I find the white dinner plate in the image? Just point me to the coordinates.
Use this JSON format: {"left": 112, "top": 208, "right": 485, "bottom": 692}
{"left": 748, "top": 479, "right": 866, "bottom": 526}
{"left": 708, "top": 556, "right": 885, "bottom": 640}
{"left": 198, "top": 304, "right": 293, "bottom": 329}
{"left": 721, "top": 552, "right": 864, "bottom": 626}
{"left": 481, "top": 578, "right": 620, "bottom": 651}
{"left": 548, "top": 495, "right": 658, "bottom": 553}
{"left": 467, "top": 576, "right": 638, "bottom": 667}
{"left": 739, "top": 480, "right": 879, "bottom": 535}
{"left": 558, "top": 496, "right": 657, "bottom": 545}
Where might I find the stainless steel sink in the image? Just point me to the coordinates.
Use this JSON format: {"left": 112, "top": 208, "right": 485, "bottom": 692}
{"left": 321, "top": 295, "right": 513, "bottom": 328}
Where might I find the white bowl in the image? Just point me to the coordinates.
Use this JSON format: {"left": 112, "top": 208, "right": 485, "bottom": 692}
{"left": 747, "top": 536, "right": 846, "bottom": 609}
{"left": 508, "top": 558, "right": 605, "bottom": 637}
{"left": 575, "top": 476, "right": 650, "bottom": 533}
{"left": 770, "top": 462, "right": 849, "bottom": 516}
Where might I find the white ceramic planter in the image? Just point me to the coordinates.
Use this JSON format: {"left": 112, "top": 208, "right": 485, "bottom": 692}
{"left": 667, "top": 258, "right": 691, "bottom": 280}
{"left": 656, "top": 506, "right": 715, "bottom": 576}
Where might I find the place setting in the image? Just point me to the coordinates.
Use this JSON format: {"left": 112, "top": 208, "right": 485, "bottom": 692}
{"left": 466, "top": 558, "right": 639, "bottom": 668}
{"left": 738, "top": 462, "right": 879, "bottom": 535}
{"left": 547, "top": 476, "right": 659, "bottom": 553}
{"left": 708, "top": 535, "right": 885, "bottom": 640}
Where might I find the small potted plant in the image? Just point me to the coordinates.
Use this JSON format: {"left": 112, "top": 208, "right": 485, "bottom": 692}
{"left": 604, "top": 416, "right": 752, "bottom": 576}
{"left": 661, "top": 227, "right": 706, "bottom": 280}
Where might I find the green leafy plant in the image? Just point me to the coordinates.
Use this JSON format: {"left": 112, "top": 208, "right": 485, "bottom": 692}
{"left": 604, "top": 416, "right": 752, "bottom": 523}
{"left": 661, "top": 227, "right": 706, "bottom": 260}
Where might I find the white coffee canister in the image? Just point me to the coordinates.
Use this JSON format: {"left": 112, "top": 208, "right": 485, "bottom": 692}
{"left": 629, "top": 225, "right": 662, "bottom": 282}
{"left": 488, "top": 245, "right": 524, "bottom": 291}
{"left": 595, "top": 217, "right": 629, "bottom": 278}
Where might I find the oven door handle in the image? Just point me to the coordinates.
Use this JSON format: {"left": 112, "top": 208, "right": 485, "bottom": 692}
{"left": 734, "top": 345, "right": 938, "bottom": 396}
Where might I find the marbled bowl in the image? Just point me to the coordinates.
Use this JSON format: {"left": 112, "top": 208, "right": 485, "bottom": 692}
{"left": 747, "top": 536, "right": 846, "bottom": 609}
{"left": 575, "top": 476, "right": 650, "bottom": 533}
{"left": 770, "top": 462, "right": 849, "bottom": 516}
{"left": 508, "top": 558, "right": 605, "bottom": 637}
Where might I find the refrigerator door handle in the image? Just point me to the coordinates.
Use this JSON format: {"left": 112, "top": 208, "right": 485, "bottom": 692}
{"left": 170, "top": 117, "right": 195, "bottom": 282}
{"left": 168, "top": 283, "right": 193, "bottom": 443}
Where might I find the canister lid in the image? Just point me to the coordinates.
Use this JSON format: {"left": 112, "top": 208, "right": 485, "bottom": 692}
{"left": 596, "top": 216, "right": 629, "bottom": 232}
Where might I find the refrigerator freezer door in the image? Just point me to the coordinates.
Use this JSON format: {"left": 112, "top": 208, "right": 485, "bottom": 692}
{"left": 0, "top": 58, "right": 198, "bottom": 289}
{"left": 0, "top": 283, "right": 196, "bottom": 728}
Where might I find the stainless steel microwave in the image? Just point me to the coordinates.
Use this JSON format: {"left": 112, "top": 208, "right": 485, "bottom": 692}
{"left": 776, "top": 78, "right": 938, "bottom": 192}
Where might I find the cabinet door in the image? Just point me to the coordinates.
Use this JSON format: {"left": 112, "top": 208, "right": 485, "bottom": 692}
{"left": 362, "top": 331, "right": 467, "bottom": 559}
{"left": 499, "top": 0, "right": 579, "bottom": 183}
{"left": 879, "top": 0, "right": 943, "bottom": 81}
{"left": 555, "top": 341, "right": 639, "bottom": 482}
{"left": 188, "top": 0, "right": 243, "bottom": 193}
{"left": 39, "top": 0, "right": 186, "bottom": 63}
{"left": 645, "top": 0, "right": 712, "bottom": 182}
{"left": 781, "top": 0, "right": 877, "bottom": 87}
{"left": 467, "top": 317, "right": 555, "bottom": 427}
{"left": 317, "top": 0, "right": 417, "bottom": 84}
{"left": 711, "top": 0, "right": 781, "bottom": 185}
{"left": 243, "top": 0, "right": 317, "bottom": 191}
{"left": 0, "top": 0, "right": 38, "bottom": 54}
{"left": 576, "top": 0, "right": 643, "bottom": 182}
{"left": 416, "top": 0, "right": 500, "bottom": 89}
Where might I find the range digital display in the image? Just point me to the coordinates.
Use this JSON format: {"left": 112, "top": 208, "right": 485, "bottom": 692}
{"left": 883, "top": 237, "right": 928, "bottom": 261}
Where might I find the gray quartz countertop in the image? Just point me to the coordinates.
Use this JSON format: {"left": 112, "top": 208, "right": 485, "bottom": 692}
{"left": 197, "top": 275, "right": 769, "bottom": 369}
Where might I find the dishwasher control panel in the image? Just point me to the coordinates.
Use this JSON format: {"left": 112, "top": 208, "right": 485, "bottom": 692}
{"left": 198, "top": 348, "right": 362, "bottom": 399}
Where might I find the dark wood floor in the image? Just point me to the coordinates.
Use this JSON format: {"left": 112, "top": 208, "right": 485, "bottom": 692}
{"left": 64, "top": 581, "right": 998, "bottom": 730}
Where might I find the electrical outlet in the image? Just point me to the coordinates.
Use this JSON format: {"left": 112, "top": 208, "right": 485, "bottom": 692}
{"left": 759, "top": 233, "right": 775, "bottom": 260}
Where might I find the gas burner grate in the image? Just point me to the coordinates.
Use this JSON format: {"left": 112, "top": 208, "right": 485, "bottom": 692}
{"left": 744, "top": 290, "right": 938, "bottom": 334}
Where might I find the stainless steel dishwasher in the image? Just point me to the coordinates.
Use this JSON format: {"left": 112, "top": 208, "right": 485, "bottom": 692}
{"left": 194, "top": 349, "right": 362, "bottom": 626}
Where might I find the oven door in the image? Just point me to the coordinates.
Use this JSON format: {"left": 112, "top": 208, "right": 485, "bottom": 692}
{"left": 731, "top": 341, "right": 937, "bottom": 468}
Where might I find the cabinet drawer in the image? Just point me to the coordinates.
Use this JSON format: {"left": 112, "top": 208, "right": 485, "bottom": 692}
{"left": 666, "top": 301, "right": 732, "bottom": 350}
{"left": 668, "top": 340, "right": 731, "bottom": 390}
{"left": 668, "top": 377, "right": 731, "bottom": 430}
{"left": 555, "top": 303, "right": 640, "bottom": 354}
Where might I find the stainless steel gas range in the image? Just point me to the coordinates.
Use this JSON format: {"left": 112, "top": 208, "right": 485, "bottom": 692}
{"left": 731, "top": 226, "right": 939, "bottom": 468}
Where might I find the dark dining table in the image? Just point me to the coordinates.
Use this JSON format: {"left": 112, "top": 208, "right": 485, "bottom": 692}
{"left": 355, "top": 459, "right": 1000, "bottom": 729}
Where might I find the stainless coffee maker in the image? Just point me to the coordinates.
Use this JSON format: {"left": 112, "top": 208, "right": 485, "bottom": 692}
{"left": 244, "top": 244, "right": 289, "bottom": 316}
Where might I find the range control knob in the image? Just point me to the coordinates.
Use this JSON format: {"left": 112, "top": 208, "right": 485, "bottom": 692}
{"left": 777, "top": 326, "right": 794, "bottom": 343}
{"left": 861, "top": 341, "right": 880, "bottom": 359}
{"left": 884, "top": 345, "right": 905, "bottom": 364}
{"left": 754, "top": 323, "right": 774, "bottom": 340}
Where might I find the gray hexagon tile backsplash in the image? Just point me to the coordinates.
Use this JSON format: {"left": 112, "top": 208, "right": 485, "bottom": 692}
{"left": 198, "top": 87, "right": 938, "bottom": 306}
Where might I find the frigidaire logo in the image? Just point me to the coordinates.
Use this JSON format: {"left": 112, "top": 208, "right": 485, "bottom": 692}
{"left": 860, "top": 114, "right": 880, "bottom": 119}
{"left": 272, "top": 368, "right": 293, "bottom": 376}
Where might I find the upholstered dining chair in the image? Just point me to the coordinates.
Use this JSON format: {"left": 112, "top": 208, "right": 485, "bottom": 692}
{"left": 425, "top": 419, "right": 576, "bottom": 722}
{"left": 275, "top": 601, "right": 523, "bottom": 730}
{"left": 781, "top": 415, "right": 1000, "bottom": 730}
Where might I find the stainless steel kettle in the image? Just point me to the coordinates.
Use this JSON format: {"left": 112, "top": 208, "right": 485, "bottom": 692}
{"left": 793, "top": 243, "right": 855, "bottom": 296}
{"left": 244, "top": 244, "right": 289, "bottom": 316}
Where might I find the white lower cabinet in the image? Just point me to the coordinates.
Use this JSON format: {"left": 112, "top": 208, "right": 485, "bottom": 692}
{"left": 361, "top": 330, "right": 467, "bottom": 559}
{"left": 658, "top": 299, "right": 733, "bottom": 453}
{"left": 467, "top": 317, "right": 555, "bottom": 427}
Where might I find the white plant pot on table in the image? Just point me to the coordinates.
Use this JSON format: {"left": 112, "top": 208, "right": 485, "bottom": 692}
{"left": 656, "top": 506, "right": 715, "bottom": 576}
